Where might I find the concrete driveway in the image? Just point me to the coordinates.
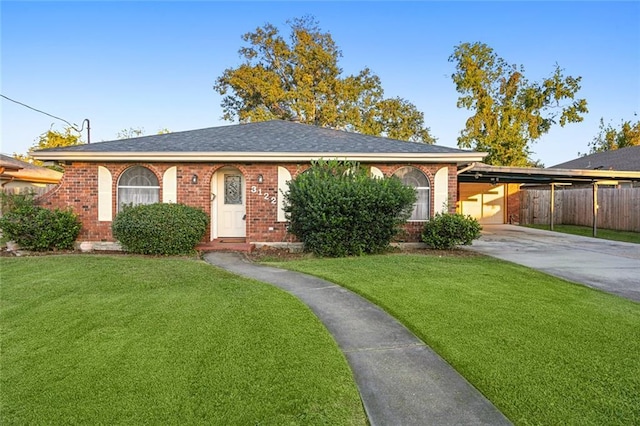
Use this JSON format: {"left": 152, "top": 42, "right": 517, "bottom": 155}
{"left": 466, "top": 225, "right": 640, "bottom": 302}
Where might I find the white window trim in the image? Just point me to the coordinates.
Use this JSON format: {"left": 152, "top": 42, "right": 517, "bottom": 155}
{"left": 433, "top": 167, "right": 449, "bottom": 214}
{"left": 277, "top": 166, "right": 292, "bottom": 222}
{"left": 98, "top": 166, "right": 113, "bottom": 222}
{"left": 162, "top": 166, "right": 177, "bottom": 203}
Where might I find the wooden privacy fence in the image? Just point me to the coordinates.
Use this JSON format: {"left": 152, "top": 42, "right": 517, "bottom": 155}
{"left": 520, "top": 187, "right": 640, "bottom": 232}
{"left": 1, "top": 186, "right": 57, "bottom": 217}
{"left": 1, "top": 186, "right": 55, "bottom": 196}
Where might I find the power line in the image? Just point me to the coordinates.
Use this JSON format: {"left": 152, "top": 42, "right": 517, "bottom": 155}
{"left": 1, "top": 93, "right": 77, "bottom": 128}
{"left": 1, "top": 93, "right": 90, "bottom": 143}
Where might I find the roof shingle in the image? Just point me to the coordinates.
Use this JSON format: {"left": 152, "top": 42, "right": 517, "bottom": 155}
{"left": 35, "top": 120, "right": 472, "bottom": 155}
{"left": 550, "top": 146, "right": 640, "bottom": 171}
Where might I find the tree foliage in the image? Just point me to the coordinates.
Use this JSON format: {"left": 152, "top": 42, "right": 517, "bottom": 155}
{"left": 587, "top": 118, "right": 639, "bottom": 153}
{"left": 215, "top": 16, "right": 435, "bottom": 143}
{"left": 14, "top": 126, "right": 83, "bottom": 169}
{"left": 116, "top": 127, "right": 171, "bottom": 139}
{"left": 116, "top": 127, "right": 145, "bottom": 139}
{"left": 449, "top": 42, "right": 588, "bottom": 166}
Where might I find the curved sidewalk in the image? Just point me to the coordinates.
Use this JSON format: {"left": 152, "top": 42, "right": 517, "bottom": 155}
{"left": 203, "top": 252, "right": 511, "bottom": 426}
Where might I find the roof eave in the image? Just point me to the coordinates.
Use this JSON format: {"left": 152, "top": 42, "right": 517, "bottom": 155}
{"left": 31, "top": 151, "right": 488, "bottom": 164}
{"left": 1, "top": 174, "right": 61, "bottom": 184}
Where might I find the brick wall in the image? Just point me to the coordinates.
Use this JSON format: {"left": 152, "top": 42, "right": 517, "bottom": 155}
{"left": 37, "top": 161, "right": 458, "bottom": 245}
{"left": 506, "top": 183, "right": 522, "bottom": 224}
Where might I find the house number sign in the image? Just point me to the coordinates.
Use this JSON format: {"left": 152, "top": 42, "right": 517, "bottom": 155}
{"left": 251, "top": 186, "right": 277, "bottom": 204}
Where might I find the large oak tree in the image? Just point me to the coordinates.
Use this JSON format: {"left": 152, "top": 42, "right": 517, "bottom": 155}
{"left": 214, "top": 16, "right": 435, "bottom": 143}
{"left": 449, "top": 42, "right": 588, "bottom": 166}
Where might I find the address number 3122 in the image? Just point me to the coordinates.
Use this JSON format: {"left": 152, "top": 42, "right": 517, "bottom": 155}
{"left": 251, "top": 186, "right": 277, "bottom": 204}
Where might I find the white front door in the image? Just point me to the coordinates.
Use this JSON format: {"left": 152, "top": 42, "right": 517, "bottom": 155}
{"left": 216, "top": 169, "right": 246, "bottom": 238}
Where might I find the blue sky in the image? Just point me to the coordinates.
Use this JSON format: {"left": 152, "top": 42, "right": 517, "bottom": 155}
{"left": 1, "top": 1, "right": 638, "bottom": 166}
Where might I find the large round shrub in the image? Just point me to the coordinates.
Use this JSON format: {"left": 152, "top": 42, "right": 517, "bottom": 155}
{"left": 284, "top": 160, "right": 416, "bottom": 257}
{"left": 421, "top": 212, "right": 482, "bottom": 249}
{"left": 0, "top": 192, "right": 81, "bottom": 251}
{"left": 112, "top": 203, "right": 209, "bottom": 255}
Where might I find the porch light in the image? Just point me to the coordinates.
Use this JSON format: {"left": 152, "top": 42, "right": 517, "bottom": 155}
{"left": 257, "top": 174, "right": 264, "bottom": 184}
{"left": 191, "top": 174, "right": 198, "bottom": 184}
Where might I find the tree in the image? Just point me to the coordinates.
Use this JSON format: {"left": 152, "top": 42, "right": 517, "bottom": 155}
{"left": 587, "top": 118, "right": 639, "bottom": 153}
{"left": 116, "top": 127, "right": 171, "bottom": 139}
{"left": 14, "top": 126, "right": 83, "bottom": 168}
{"left": 116, "top": 127, "right": 145, "bottom": 139}
{"left": 214, "top": 16, "right": 435, "bottom": 143}
{"left": 449, "top": 42, "right": 588, "bottom": 166}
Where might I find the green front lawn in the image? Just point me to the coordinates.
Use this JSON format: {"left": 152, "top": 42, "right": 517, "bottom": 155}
{"left": 523, "top": 224, "right": 640, "bottom": 244}
{"left": 0, "top": 255, "right": 366, "bottom": 425}
{"left": 268, "top": 253, "right": 640, "bottom": 425}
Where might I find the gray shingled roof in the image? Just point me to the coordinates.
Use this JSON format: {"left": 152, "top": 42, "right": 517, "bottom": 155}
{"left": 550, "top": 146, "right": 640, "bottom": 171}
{"left": 35, "top": 120, "right": 472, "bottom": 154}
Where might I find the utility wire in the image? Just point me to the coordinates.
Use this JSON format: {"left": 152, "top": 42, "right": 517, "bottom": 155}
{"left": 1, "top": 93, "right": 90, "bottom": 142}
{"left": 1, "top": 93, "right": 78, "bottom": 129}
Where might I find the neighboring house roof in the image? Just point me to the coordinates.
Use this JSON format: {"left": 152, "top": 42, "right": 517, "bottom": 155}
{"left": 550, "top": 146, "right": 640, "bottom": 171}
{"left": 0, "top": 154, "right": 63, "bottom": 184}
{"left": 32, "top": 120, "right": 487, "bottom": 164}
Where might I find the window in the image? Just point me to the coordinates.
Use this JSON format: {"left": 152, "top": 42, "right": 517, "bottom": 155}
{"left": 224, "top": 174, "right": 243, "bottom": 204}
{"left": 117, "top": 166, "right": 160, "bottom": 211}
{"left": 394, "top": 166, "right": 430, "bottom": 221}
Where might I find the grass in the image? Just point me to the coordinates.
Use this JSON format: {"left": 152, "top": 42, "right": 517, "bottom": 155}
{"left": 0, "top": 255, "right": 366, "bottom": 425}
{"left": 523, "top": 223, "right": 640, "bottom": 244}
{"left": 266, "top": 253, "right": 640, "bottom": 425}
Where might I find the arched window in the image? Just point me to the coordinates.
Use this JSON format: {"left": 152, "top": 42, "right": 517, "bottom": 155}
{"left": 117, "top": 166, "right": 160, "bottom": 211}
{"left": 394, "top": 166, "right": 430, "bottom": 221}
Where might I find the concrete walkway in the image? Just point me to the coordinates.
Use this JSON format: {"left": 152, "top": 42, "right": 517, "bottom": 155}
{"left": 203, "top": 252, "right": 510, "bottom": 426}
{"left": 467, "top": 225, "right": 640, "bottom": 303}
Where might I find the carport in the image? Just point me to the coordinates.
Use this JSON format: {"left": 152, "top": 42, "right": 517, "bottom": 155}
{"left": 457, "top": 163, "right": 640, "bottom": 236}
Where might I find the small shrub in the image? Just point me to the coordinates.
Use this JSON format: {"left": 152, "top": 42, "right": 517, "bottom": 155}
{"left": 0, "top": 192, "right": 81, "bottom": 251}
{"left": 112, "top": 203, "right": 209, "bottom": 255}
{"left": 285, "top": 159, "right": 416, "bottom": 257}
{"left": 421, "top": 212, "right": 482, "bottom": 250}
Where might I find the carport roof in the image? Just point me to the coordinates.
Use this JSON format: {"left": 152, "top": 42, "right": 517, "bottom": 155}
{"left": 457, "top": 163, "right": 640, "bottom": 185}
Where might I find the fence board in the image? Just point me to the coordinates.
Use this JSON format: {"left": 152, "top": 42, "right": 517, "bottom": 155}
{"left": 521, "top": 187, "right": 640, "bottom": 232}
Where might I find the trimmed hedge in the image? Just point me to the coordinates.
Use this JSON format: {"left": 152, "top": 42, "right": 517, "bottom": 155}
{"left": 0, "top": 192, "right": 81, "bottom": 251}
{"left": 112, "top": 203, "right": 209, "bottom": 255}
{"left": 421, "top": 212, "right": 482, "bottom": 249}
{"left": 284, "top": 160, "right": 416, "bottom": 257}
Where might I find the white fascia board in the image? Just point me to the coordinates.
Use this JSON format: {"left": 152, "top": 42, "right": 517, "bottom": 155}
{"left": 468, "top": 163, "right": 640, "bottom": 180}
{"left": 32, "top": 151, "right": 488, "bottom": 164}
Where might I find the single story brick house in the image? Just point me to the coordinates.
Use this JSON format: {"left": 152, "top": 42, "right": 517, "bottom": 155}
{"left": 32, "top": 120, "right": 486, "bottom": 249}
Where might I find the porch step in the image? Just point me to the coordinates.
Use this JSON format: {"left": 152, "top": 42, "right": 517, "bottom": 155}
{"left": 196, "top": 239, "right": 255, "bottom": 253}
